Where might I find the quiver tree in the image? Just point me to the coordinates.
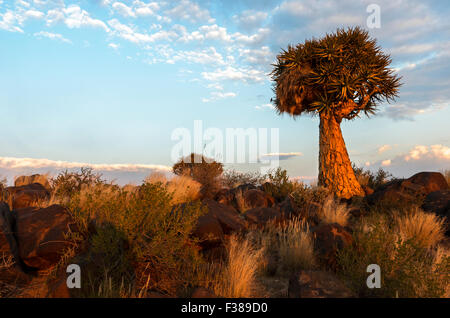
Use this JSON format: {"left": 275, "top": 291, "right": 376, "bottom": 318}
{"left": 271, "top": 27, "right": 401, "bottom": 199}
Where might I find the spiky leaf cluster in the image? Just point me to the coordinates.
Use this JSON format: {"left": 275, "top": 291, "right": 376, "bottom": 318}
{"left": 271, "top": 27, "right": 402, "bottom": 120}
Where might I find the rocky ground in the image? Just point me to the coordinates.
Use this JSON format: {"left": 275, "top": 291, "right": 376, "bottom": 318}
{"left": 0, "top": 171, "right": 449, "bottom": 298}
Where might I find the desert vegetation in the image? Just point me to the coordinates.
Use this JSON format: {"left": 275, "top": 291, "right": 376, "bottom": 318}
{"left": 0, "top": 160, "right": 448, "bottom": 298}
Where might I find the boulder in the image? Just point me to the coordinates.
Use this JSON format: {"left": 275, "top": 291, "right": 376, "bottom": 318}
{"left": 193, "top": 214, "right": 224, "bottom": 249}
{"left": 202, "top": 199, "right": 247, "bottom": 234}
{"left": 421, "top": 190, "right": 450, "bottom": 235}
{"left": 14, "top": 174, "right": 51, "bottom": 191}
{"left": 3, "top": 183, "right": 50, "bottom": 210}
{"left": 15, "top": 204, "right": 76, "bottom": 270}
{"left": 0, "top": 202, "right": 18, "bottom": 265}
{"left": 214, "top": 188, "right": 235, "bottom": 206}
{"left": 193, "top": 199, "right": 247, "bottom": 249}
{"left": 288, "top": 270, "right": 354, "bottom": 298}
{"left": 406, "top": 172, "right": 448, "bottom": 193}
{"left": 242, "top": 189, "right": 275, "bottom": 209}
{"left": 312, "top": 223, "right": 353, "bottom": 268}
{"left": 244, "top": 207, "right": 284, "bottom": 226}
{"left": 368, "top": 172, "right": 448, "bottom": 205}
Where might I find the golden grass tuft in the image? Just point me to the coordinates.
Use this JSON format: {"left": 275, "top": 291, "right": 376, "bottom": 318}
{"left": 195, "top": 235, "right": 264, "bottom": 298}
{"left": 318, "top": 196, "right": 350, "bottom": 226}
{"left": 145, "top": 172, "right": 201, "bottom": 205}
{"left": 277, "top": 217, "right": 315, "bottom": 272}
{"left": 393, "top": 207, "right": 446, "bottom": 249}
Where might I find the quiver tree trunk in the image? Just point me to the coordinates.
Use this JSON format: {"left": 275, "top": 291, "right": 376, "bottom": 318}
{"left": 318, "top": 113, "right": 365, "bottom": 199}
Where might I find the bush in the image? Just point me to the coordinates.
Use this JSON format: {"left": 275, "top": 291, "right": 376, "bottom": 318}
{"left": 262, "top": 168, "right": 296, "bottom": 202}
{"left": 221, "top": 170, "right": 266, "bottom": 188}
{"left": 352, "top": 164, "right": 393, "bottom": 190}
{"left": 51, "top": 167, "right": 106, "bottom": 200}
{"left": 337, "top": 214, "right": 450, "bottom": 297}
{"left": 65, "top": 181, "right": 207, "bottom": 296}
{"left": 173, "top": 153, "right": 223, "bottom": 199}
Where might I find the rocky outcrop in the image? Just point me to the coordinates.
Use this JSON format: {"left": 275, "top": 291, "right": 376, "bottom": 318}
{"left": 367, "top": 172, "right": 448, "bottom": 205}
{"left": 421, "top": 190, "right": 450, "bottom": 235}
{"left": 3, "top": 183, "right": 50, "bottom": 210}
{"left": 193, "top": 199, "right": 247, "bottom": 248}
{"left": 288, "top": 270, "right": 354, "bottom": 298}
{"left": 14, "top": 174, "right": 51, "bottom": 191}
{"left": 312, "top": 223, "right": 353, "bottom": 268}
{"left": 15, "top": 205, "right": 76, "bottom": 270}
{"left": 243, "top": 207, "right": 284, "bottom": 226}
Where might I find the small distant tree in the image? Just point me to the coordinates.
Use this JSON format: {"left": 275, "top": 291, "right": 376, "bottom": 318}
{"left": 271, "top": 27, "right": 401, "bottom": 198}
{"left": 173, "top": 153, "right": 223, "bottom": 198}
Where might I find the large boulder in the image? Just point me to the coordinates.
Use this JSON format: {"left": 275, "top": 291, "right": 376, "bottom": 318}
{"left": 288, "top": 270, "right": 354, "bottom": 298}
{"left": 15, "top": 174, "right": 51, "bottom": 191}
{"left": 242, "top": 189, "right": 275, "bottom": 209}
{"left": 421, "top": 190, "right": 450, "bottom": 235}
{"left": 3, "top": 183, "right": 50, "bottom": 210}
{"left": 244, "top": 207, "right": 284, "bottom": 227}
{"left": 367, "top": 172, "right": 448, "bottom": 205}
{"left": 193, "top": 199, "right": 247, "bottom": 248}
{"left": 312, "top": 223, "right": 353, "bottom": 268}
{"left": 0, "top": 202, "right": 17, "bottom": 262}
{"left": 15, "top": 204, "right": 76, "bottom": 270}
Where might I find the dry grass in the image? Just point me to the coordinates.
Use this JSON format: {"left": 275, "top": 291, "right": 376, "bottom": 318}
{"left": 277, "top": 217, "right": 315, "bottom": 272}
{"left": 318, "top": 196, "right": 350, "bottom": 226}
{"left": 145, "top": 172, "right": 201, "bottom": 205}
{"left": 393, "top": 207, "right": 446, "bottom": 249}
{"left": 234, "top": 189, "right": 251, "bottom": 213}
{"left": 0, "top": 253, "right": 14, "bottom": 270}
{"left": 195, "top": 235, "right": 264, "bottom": 298}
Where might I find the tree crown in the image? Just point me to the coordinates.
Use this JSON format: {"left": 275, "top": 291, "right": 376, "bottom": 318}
{"left": 271, "top": 27, "right": 402, "bottom": 121}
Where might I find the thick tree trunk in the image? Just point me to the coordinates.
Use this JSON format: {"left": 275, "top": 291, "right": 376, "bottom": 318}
{"left": 318, "top": 113, "right": 364, "bottom": 199}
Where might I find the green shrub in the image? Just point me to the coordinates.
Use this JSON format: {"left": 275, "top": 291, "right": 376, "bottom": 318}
{"left": 222, "top": 169, "right": 266, "bottom": 188}
{"left": 337, "top": 215, "right": 450, "bottom": 298}
{"left": 262, "top": 168, "right": 295, "bottom": 202}
{"left": 65, "top": 181, "right": 207, "bottom": 296}
{"left": 51, "top": 167, "right": 106, "bottom": 199}
{"left": 352, "top": 163, "right": 393, "bottom": 190}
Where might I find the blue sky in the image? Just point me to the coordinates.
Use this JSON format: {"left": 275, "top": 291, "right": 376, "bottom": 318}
{"left": 0, "top": 0, "right": 449, "bottom": 184}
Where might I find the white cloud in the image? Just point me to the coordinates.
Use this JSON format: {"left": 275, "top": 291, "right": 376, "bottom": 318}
{"left": 108, "top": 18, "right": 178, "bottom": 44}
{"left": 255, "top": 103, "right": 274, "bottom": 110}
{"left": 233, "top": 28, "right": 270, "bottom": 45}
{"left": 0, "top": 10, "right": 24, "bottom": 33}
{"left": 172, "top": 47, "right": 225, "bottom": 65}
{"left": 0, "top": 156, "right": 172, "bottom": 186}
{"left": 202, "top": 66, "right": 266, "bottom": 83}
{"left": 233, "top": 10, "right": 268, "bottom": 31}
{"left": 108, "top": 42, "right": 120, "bottom": 49}
{"left": 381, "top": 159, "right": 392, "bottom": 166}
{"left": 378, "top": 145, "right": 392, "bottom": 154}
{"left": 202, "top": 91, "right": 236, "bottom": 103}
{"left": 34, "top": 30, "right": 72, "bottom": 43}
{"left": 260, "top": 152, "right": 303, "bottom": 161}
{"left": 165, "top": 0, "right": 214, "bottom": 24}
{"left": 24, "top": 9, "right": 44, "bottom": 19}
{"left": 112, "top": 1, "right": 135, "bottom": 18}
{"left": 405, "top": 144, "right": 450, "bottom": 161}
